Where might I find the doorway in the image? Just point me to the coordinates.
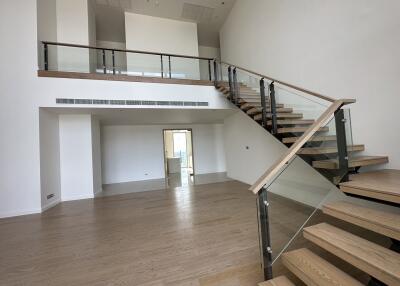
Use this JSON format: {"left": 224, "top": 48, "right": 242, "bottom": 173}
{"left": 163, "top": 129, "right": 194, "bottom": 186}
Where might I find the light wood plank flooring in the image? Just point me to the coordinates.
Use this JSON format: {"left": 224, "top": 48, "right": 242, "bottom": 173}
{"left": 0, "top": 180, "right": 269, "bottom": 286}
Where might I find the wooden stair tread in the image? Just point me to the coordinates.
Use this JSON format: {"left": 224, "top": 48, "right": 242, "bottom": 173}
{"left": 250, "top": 110, "right": 302, "bottom": 118}
{"left": 312, "top": 156, "right": 388, "bottom": 170}
{"left": 323, "top": 201, "right": 400, "bottom": 240}
{"left": 256, "top": 114, "right": 304, "bottom": 120}
{"left": 238, "top": 95, "right": 263, "bottom": 99}
{"left": 340, "top": 169, "right": 400, "bottom": 204}
{"left": 240, "top": 101, "right": 284, "bottom": 108}
{"left": 258, "top": 276, "right": 295, "bottom": 286}
{"left": 220, "top": 88, "right": 259, "bottom": 96}
{"left": 238, "top": 91, "right": 260, "bottom": 96}
{"left": 277, "top": 126, "right": 329, "bottom": 134}
{"left": 298, "top": 144, "right": 365, "bottom": 155}
{"left": 267, "top": 119, "right": 314, "bottom": 126}
{"left": 282, "top": 135, "right": 336, "bottom": 144}
{"left": 247, "top": 107, "right": 293, "bottom": 113}
{"left": 238, "top": 97, "right": 269, "bottom": 103}
{"left": 282, "top": 248, "right": 363, "bottom": 286}
{"left": 241, "top": 104, "right": 289, "bottom": 113}
{"left": 303, "top": 223, "right": 400, "bottom": 286}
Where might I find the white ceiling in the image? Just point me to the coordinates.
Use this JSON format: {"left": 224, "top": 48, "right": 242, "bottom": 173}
{"left": 45, "top": 108, "right": 235, "bottom": 126}
{"left": 94, "top": 0, "right": 236, "bottom": 47}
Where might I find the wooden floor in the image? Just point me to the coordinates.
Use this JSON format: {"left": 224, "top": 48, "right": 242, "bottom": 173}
{"left": 1, "top": 180, "right": 393, "bottom": 285}
{"left": 0, "top": 180, "right": 268, "bottom": 286}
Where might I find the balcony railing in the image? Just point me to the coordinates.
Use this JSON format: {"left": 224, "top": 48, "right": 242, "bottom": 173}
{"left": 41, "top": 41, "right": 217, "bottom": 82}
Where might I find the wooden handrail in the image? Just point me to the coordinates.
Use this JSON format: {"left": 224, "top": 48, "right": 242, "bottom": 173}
{"left": 249, "top": 99, "right": 351, "bottom": 194}
{"left": 219, "top": 60, "right": 336, "bottom": 103}
{"left": 42, "top": 41, "right": 215, "bottom": 61}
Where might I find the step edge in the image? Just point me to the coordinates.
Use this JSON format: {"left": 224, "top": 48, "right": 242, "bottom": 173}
{"left": 323, "top": 203, "right": 400, "bottom": 239}
{"left": 282, "top": 248, "right": 363, "bottom": 286}
{"left": 303, "top": 223, "right": 400, "bottom": 285}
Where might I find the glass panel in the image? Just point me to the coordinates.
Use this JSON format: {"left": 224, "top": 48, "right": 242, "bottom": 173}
{"left": 273, "top": 84, "right": 330, "bottom": 123}
{"left": 168, "top": 56, "right": 200, "bottom": 80}
{"left": 339, "top": 108, "right": 354, "bottom": 180}
{"left": 266, "top": 155, "right": 337, "bottom": 264}
{"left": 236, "top": 69, "right": 260, "bottom": 91}
{"left": 107, "top": 50, "right": 128, "bottom": 75}
{"left": 257, "top": 109, "right": 354, "bottom": 266}
{"left": 47, "top": 45, "right": 96, "bottom": 73}
{"left": 234, "top": 69, "right": 262, "bottom": 111}
{"left": 260, "top": 156, "right": 338, "bottom": 264}
{"left": 220, "top": 63, "right": 230, "bottom": 83}
{"left": 126, "top": 53, "right": 163, "bottom": 77}
{"left": 343, "top": 108, "right": 354, "bottom": 162}
{"left": 198, "top": 59, "right": 212, "bottom": 81}
{"left": 287, "top": 111, "right": 353, "bottom": 184}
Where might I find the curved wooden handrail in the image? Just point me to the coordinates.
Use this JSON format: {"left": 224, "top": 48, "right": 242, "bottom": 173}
{"left": 42, "top": 41, "right": 215, "bottom": 61}
{"left": 219, "top": 60, "right": 337, "bottom": 103}
{"left": 249, "top": 99, "right": 352, "bottom": 194}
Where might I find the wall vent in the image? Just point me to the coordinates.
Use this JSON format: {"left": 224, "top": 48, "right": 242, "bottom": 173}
{"left": 56, "top": 98, "right": 209, "bottom": 107}
{"left": 47, "top": 194, "right": 55, "bottom": 200}
{"left": 181, "top": 3, "right": 214, "bottom": 23}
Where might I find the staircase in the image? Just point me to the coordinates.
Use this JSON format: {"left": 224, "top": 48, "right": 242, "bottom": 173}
{"left": 217, "top": 81, "right": 389, "bottom": 183}
{"left": 214, "top": 64, "right": 400, "bottom": 286}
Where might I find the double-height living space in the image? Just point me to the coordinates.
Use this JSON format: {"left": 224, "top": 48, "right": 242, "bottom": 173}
{"left": 1, "top": 0, "right": 400, "bottom": 285}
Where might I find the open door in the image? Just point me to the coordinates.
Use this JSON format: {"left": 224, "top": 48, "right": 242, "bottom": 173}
{"left": 163, "top": 129, "right": 194, "bottom": 184}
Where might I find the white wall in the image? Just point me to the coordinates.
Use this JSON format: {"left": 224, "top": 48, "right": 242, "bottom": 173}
{"left": 39, "top": 109, "right": 61, "bottom": 211}
{"left": 223, "top": 111, "right": 338, "bottom": 208}
{"left": 125, "top": 12, "right": 200, "bottom": 79}
{"left": 101, "top": 124, "right": 226, "bottom": 184}
{"left": 220, "top": 0, "right": 400, "bottom": 169}
{"left": 192, "top": 124, "right": 226, "bottom": 174}
{"left": 91, "top": 117, "right": 102, "bottom": 195}
{"left": 59, "top": 114, "right": 95, "bottom": 201}
{"left": 87, "top": 0, "right": 97, "bottom": 72}
{"left": 198, "top": 45, "right": 221, "bottom": 81}
{"left": 56, "top": 0, "right": 91, "bottom": 72}
{"left": 199, "top": 46, "right": 220, "bottom": 60}
{"left": 223, "top": 111, "right": 285, "bottom": 185}
{"left": 96, "top": 40, "right": 127, "bottom": 74}
{"left": 0, "top": 0, "right": 232, "bottom": 218}
{"left": 0, "top": 0, "right": 42, "bottom": 218}
{"left": 37, "top": 0, "right": 58, "bottom": 70}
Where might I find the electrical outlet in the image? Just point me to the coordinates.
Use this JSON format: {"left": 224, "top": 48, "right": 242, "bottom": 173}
{"left": 47, "top": 194, "right": 55, "bottom": 200}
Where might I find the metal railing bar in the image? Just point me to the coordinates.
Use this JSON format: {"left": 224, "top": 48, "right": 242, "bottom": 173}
{"left": 42, "top": 41, "right": 214, "bottom": 61}
{"left": 219, "top": 60, "right": 336, "bottom": 103}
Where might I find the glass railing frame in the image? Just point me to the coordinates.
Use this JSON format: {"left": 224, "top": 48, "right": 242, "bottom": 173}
{"left": 41, "top": 41, "right": 217, "bottom": 81}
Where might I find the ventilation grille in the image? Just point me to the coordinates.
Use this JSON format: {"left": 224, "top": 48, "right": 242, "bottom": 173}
{"left": 181, "top": 3, "right": 214, "bottom": 23}
{"left": 95, "top": 0, "right": 131, "bottom": 9}
{"left": 56, "top": 98, "right": 209, "bottom": 107}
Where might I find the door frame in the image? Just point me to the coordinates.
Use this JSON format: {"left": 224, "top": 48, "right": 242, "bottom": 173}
{"left": 162, "top": 128, "right": 195, "bottom": 178}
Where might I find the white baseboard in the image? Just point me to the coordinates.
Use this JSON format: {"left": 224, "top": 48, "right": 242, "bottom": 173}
{"left": 61, "top": 193, "right": 94, "bottom": 202}
{"left": 0, "top": 208, "right": 41, "bottom": 219}
{"left": 41, "top": 199, "right": 61, "bottom": 212}
{"left": 93, "top": 188, "right": 103, "bottom": 197}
